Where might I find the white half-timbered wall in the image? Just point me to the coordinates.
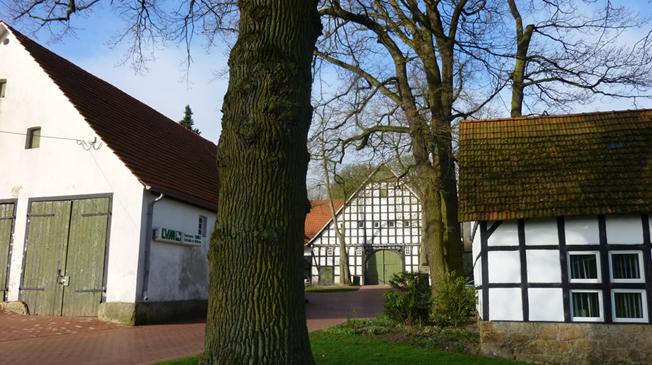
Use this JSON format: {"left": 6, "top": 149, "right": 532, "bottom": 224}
{"left": 310, "top": 180, "right": 421, "bottom": 285}
{"left": 473, "top": 214, "right": 652, "bottom": 324}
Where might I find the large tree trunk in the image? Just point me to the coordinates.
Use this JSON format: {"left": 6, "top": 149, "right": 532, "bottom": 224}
{"left": 203, "top": 1, "right": 321, "bottom": 364}
{"left": 437, "top": 128, "right": 464, "bottom": 276}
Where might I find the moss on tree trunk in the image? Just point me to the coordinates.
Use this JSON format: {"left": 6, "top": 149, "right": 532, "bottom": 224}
{"left": 203, "top": 1, "right": 321, "bottom": 364}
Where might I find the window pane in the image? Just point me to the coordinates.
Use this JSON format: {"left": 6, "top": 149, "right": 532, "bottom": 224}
{"left": 612, "top": 254, "right": 640, "bottom": 280}
{"left": 26, "top": 128, "right": 41, "bottom": 149}
{"left": 614, "top": 292, "right": 643, "bottom": 319}
{"left": 570, "top": 254, "right": 598, "bottom": 280}
{"left": 0, "top": 80, "right": 6, "bottom": 97}
{"left": 572, "top": 292, "right": 600, "bottom": 318}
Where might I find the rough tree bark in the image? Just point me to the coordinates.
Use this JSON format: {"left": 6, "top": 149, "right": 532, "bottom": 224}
{"left": 204, "top": 1, "right": 321, "bottom": 364}
{"left": 508, "top": 0, "right": 534, "bottom": 118}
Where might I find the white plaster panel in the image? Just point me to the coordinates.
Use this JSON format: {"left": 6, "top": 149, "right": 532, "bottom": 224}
{"left": 474, "top": 259, "right": 483, "bottom": 286}
{"left": 488, "top": 221, "right": 519, "bottom": 246}
{"left": 606, "top": 216, "right": 643, "bottom": 244}
{"left": 488, "top": 251, "right": 521, "bottom": 283}
{"left": 528, "top": 288, "right": 564, "bottom": 321}
{"left": 472, "top": 222, "right": 481, "bottom": 261}
{"left": 565, "top": 217, "right": 599, "bottom": 245}
{"left": 526, "top": 250, "right": 561, "bottom": 283}
{"left": 148, "top": 197, "right": 215, "bottom": 302}
{"left": 477, "top": 289, "right": 484, "bottom": 320}
{"left": 524, "top": 218, "right": 558, "bottom": 246}
{"left": 489, "top": 288, "right": 523, "bottom": 321}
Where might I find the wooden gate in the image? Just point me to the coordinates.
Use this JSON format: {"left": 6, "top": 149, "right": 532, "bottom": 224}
{"left": 366, "top": 250, "right": 403, "bottom": 285}
{"left": 0, "top": 201, "right": 16, "bottom": 301}
{"left": 318, "top": 266, "right": 334, "bottom": 285}
{"left": 20, "top": 197, "right": 111, "bottom": 316}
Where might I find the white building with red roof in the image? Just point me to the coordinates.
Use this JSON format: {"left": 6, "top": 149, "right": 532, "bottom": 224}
{"left": 0, "top": 22, "right": 217, "bottom": 323}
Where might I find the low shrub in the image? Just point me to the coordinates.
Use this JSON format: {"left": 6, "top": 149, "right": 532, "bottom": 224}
{"left": 384, "top": 272, "right": 432, "bottom": 325}
{"left": 431, "top": 272, "right": 476, "bottom": 327}
{"left": 328, "top": 317, "right": 393, "bottom": 336}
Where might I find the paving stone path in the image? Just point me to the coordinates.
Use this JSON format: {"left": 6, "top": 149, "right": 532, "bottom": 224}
{"left": 0, "top": 286, "right": 388, "bottom": 365}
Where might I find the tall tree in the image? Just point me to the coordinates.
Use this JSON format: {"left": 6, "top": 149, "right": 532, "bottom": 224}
{"left": 8, "top": 1, "right": 322, "bottom": 363}
{"left": 505, "top": 0, "right": 652, "bottom": 117}
{"left": 179, "top": 105, "right": 202, "bottom": 135}
{"left": 314, "top": 0, "right": 652, "bottom": 296}
{"left": 317, "top": 0, "right": 500, "bottom": 290}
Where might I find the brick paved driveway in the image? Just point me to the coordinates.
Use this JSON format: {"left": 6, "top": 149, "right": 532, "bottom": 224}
{"left": 0, "top": 286, "right": 388, "bottom": 365}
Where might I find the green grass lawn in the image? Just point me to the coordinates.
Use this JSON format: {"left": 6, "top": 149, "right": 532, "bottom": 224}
{"left": 304, "top": 285, "right": 361, "bottom": 293}
{"left": 158, "top": 330, "right": 524, "bottom": 365}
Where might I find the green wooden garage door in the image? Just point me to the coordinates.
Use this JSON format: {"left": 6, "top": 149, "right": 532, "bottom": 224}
{"left": 366, "top": 250, "right": 403, "bottom": 285}
{"left": 0, "top": 202, "right": 16, "bottom": 301}
{"left": 20, "top": 197, "right": 110, "bottom": 316}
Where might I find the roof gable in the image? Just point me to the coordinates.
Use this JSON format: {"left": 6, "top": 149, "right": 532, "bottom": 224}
{"left": 304, "top": 200, "right": 344, "bottom": 244}
{"left": 306, "top": 165, "right": 420, "bottom": 245}
{"left": 458, "top": 109, "right": 652, "bottom": 222}
{"left": 3, "top": 23, "right": 218, "bottom": 210}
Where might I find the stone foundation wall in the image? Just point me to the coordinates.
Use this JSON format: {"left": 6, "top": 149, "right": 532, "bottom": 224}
{"left": 99, "top": 300, "right": 207, "bottom": 325}
{"left": 479, "top": 321, "right": 652, "bottom": 365}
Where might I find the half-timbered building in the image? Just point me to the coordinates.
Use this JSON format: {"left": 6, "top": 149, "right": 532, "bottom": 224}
{"left": 458, "top": 109, "right": 652, "bottom": 364}
{"left": 306, "top": 167, "right": 422, "bottom": 285}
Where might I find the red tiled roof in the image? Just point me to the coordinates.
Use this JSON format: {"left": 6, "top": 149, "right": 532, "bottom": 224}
{"left": 458, "top": 109, "right": 652, "bottom": 222}
{"left": 4, "top": 23, "right": 218, "bottom": 211}
{"left": 305, "top": 200, "right": 344, "bottom": 245}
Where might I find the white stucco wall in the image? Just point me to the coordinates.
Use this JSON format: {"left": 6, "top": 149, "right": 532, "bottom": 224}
{"left": 146, "top": 197, "right": 215, "bottom": 302}
{"left": 0, "top": 26, "right": 145, "bottom": 303}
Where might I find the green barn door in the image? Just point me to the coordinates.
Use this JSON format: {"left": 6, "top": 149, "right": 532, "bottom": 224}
{"left": 382, "top": 250, "right": 402, "bottom": 284}
{"left": 318, "top": 267, "right": 334, "bottom": 285}
{"left": 366, "top": 250, "right": 403, "bottom": 285}
{"left": 0, "top": 202, "right": 16, "bottom": 300}
{"left": 21, "top": 201, "right": 71, "bottom": 316}
{"left": 62, "top": 198, "right": 110, "bottom": 316}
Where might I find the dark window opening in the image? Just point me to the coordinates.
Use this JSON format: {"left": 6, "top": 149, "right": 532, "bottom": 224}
{"left": 569, "top": 253, "right": 599, "bottom": 281}
{"left": 26, "top": 127, "right": 41, "bottom": 149}
{"left": 572, "top": 291, "right": 601, "bottom": 319}
{"left": 0, "top": 79, "right": 6, "bottom": 98}
{"left": 613, "top": 291, "right": 644, "bottom": 319}
{"left": 611, "top": 253, "right": 641, "bottom": 281}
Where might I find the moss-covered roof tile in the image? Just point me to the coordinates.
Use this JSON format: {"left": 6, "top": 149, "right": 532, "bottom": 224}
{"left": 458, "top": 109, "right": 652, "bottom": 221}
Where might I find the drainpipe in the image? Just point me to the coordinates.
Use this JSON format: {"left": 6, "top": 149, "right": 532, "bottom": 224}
{"left": 140, "top": 188, "right": 164, "bottom": 302}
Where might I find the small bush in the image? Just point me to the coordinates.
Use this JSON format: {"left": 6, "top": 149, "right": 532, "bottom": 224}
{"left": 384, "top": 272, "right": 432, "bottom": 325}
{"left": 431, "top": 272, "right": 476, "bottom": 327}
{"left": 328, "top": 317, "right": 393, "bottom": 336}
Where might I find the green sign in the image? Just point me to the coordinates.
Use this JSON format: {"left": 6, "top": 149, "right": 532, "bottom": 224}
{"left": 154, "top": 227, "right": 202, "bottom": 246}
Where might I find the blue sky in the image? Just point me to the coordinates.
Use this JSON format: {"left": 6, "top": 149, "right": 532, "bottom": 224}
{"left": 2, "top": 3, "right": 229, "bottom": 143}
{"left": 2, "top": 1, "right": 651, "bottom": 144}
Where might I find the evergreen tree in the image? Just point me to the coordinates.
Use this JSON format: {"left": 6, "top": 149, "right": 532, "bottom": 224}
{"left": 179, "top": 105, "right": 201, "bottom": 135}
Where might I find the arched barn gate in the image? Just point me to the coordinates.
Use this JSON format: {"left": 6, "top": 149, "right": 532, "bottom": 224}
{"left": 365, "top": 249, "right": 403, "bottom": 285}
{"left": 19, "top": 196, "right": 111, "bottom": 316}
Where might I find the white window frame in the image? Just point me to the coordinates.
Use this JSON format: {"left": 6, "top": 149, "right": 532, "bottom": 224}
{"left": 568, "top": 251, "right": 602, "bottom": 283}
{"left": 570, "top": 289, "right": 604, "bottom": 322}
{"left": 611, "top": 289, "right": 648, "bottom": 323}
{"left": 609, "top": 250, "right": 645, "bottom": 283}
